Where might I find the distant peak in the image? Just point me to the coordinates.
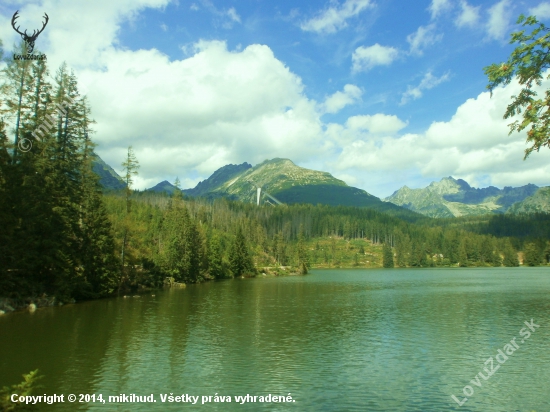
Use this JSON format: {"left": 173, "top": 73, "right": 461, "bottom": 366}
{"left": 257, "top": 158, "right": 295, "bottom": 166}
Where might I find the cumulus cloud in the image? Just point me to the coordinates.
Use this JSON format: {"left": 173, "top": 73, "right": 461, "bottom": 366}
{"left": 322, "top": 84, "right": 363, "bottom": 114}
{"left": 346, "top": 114, "right": 407, "bottom": 134}
{"left": 407, "top": 24, "right": 443, "bottom": 55}
{"left": 529, "top": 2, "right": 550, "bottom": 19}
{"left": 428, "top": 0, "right": 453, "bottom": 20}
{"left": 2, "top": 0, "right": 547, "bottom": 196}
{"left": 332, "top": 76, "right": 550, "bottom": 195}
{"left": 0, "top": 0, "right": 172, "bottom": 70}
{"left": 486, "top": 0, "right": 512, "bottom": 40}
{"left": 351, "top": 43, "right": 399, "bottom": 72}
{"left": 400, "top": 71, "right": 451, "bottom": 105}
{"left": 300, "top": 0, "right": 375, "bottom": 34}
{"left": 77, "top": 40, "right": 327, "bottom": 189}
{"left": 455, "top": 0, "right": 481, "bottom": 28}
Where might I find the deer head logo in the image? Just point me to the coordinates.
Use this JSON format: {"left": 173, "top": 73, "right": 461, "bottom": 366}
{"left": 11, "top": 11, "right": 49, "bottom": 54}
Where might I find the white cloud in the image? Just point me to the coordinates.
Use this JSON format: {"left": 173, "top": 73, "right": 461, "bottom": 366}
{"left": 195, "top": 0, "right": 241, "bottom": 28}
{"left": 352, "top": 43, "right": 399, "bottom": 72}
{"left": 322, "top": 84, "right": 363, "bottom": 114}
{"left": 0, "top": 0, "right": 172, "bottom": 69}
{"left": 226, "top": 7, "right": 241, "bottom": 24}
{"left": 2, "top": 0, "right": 547, "bottom": 197}
{"left": 332, "top": 76, "right": 550, "bottom": 195}
{"left": 455, "top": 0, "right": 481, "bottom": 28}
{"left": 407, "top": 24, "right": 443, "bottom": 55}
{"left": 77, "top": 40, "right": 326, "bottom": 189}
{"left": 401, "top": 71, "right": 451, "bottom": 105}
{"left": 346, "top": 114, "right": 407, "bottom": 134}
{"left": 428, "top": 0, "right": 453, "bottom": 20}
{"left": 300, "top": 0, "right": 375, "bottom": 34}
{"left": 486, "top": 0, "right": 512, "bottom": 40}
{"left": 529, "top": 2, "right": 550, "bottom": 19}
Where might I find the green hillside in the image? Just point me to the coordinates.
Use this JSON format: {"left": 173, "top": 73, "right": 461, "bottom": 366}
{"left": 91, "top": 153, "right": 126, "bottom": 191}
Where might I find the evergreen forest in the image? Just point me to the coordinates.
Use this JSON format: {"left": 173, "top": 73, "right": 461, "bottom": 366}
{"left": 1, "top": 41, "right": 549, "bottom": 304}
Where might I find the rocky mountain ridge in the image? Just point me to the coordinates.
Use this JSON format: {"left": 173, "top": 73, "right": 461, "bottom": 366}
{"left": 385, "top": 176, "right": 544, "bottom": 217}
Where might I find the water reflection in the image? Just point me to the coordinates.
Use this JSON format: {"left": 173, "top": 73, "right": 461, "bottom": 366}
{"left": 0, "top": 268, "right": 549, "bottom": 411}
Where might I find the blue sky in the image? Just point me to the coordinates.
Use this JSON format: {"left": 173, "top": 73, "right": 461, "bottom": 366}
{"left": 1, "top": 0, "right": 550, "bottom": 197}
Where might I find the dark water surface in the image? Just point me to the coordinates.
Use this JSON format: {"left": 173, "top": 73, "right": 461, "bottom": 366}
{"left": 1, "top": 268, "right": 549, "bottom": 411}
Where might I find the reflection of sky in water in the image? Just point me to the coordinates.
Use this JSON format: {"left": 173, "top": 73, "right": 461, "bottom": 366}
{"left": 0, "top": 268, "right": 549, "bottom": 411}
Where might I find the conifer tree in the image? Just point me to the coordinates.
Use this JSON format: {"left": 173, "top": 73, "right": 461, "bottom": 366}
{"left": 208, "top": 233, "right": 225, "bottom": 279}
{"left": 458, "top": 239, "right": 468, "bottom": 267}
{"left": 503, "top": 241, "right": 520, "bottom": 267}
{"left": 229, "top": 226, "right": 254, "bottom": 277}
{"left": 383, "top": 242, "right": 394, "bottom": 268}
{"left": 119, "top": 146, "right": 140, "bottom": 289}
{"left": 295, "top": 225, "right": 310, "bottom": 274}
{"left": 524, "top": 242, "right": 542, "bottom": 266}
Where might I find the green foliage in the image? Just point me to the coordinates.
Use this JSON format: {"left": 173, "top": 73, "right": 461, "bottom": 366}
{"left": 503, "top": 241, "right": 520, "bottom": 267}
{"left": 0, "top": 369, "right": 42, "bottom": 411}
{"left": 484, "top": 14, "right": 550, "bottom": 158}
{"left": 382, "top": 243, "right": 394, "bottom": 268}
{"left": 208, "top": 234, "right": 227, "bottom": 279}
{"left": 295, "top": 225, "right": 310, "bottom": 274}
{"left": 229, "top": 227, "right": 255, "bottom": 277}
{"left": 0, "top": 52, "right": 119, "bottom": 300}
{"left": 524, "top": 242, "right": 542, "bottom": 266}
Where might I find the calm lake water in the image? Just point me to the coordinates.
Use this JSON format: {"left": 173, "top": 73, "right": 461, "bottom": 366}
{"left": 1, "top": 268, "right": 549, "bottom": 411}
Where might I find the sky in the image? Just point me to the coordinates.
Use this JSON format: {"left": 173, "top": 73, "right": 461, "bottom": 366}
{"left": 1, "top": 0, "right": 550, "bottom": 198}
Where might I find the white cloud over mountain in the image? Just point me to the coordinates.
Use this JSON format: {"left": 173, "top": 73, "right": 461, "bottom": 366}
{"left": 333, "top": 76, "right": 550, "bottom": 195}
{"left": 1, "top": 0, "right": 548, "bottom": 197}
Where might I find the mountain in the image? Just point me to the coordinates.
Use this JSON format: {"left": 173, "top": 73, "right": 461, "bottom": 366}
{"left": 91, "top": 153, "right": 126, "bottom": 190}
{"left": 506, "top": 187, "right": 550, "bottom": 214}
{"left": 183, "top": 158, "right": 417, "bottom": 216}
{"left": 148, "top": 180, "right": 178, "bottom": 194}
{"left": 385, "top": 177, "right": 541, "bottom": 218}
{"left": 184, "top": 162, "right": 252, "bottom": 197}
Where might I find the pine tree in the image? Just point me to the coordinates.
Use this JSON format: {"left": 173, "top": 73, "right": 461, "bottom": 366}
{"left": 395, "top": 233, "right": 411, "bottom": 267}
{"left": 295, "top": 225, "right": 310, "bottom": 274}
{"left": 78, "top": 121, "right": 118, "bottom": 297}
{"left": 229, "top": 226, "right": 254, "bottom": 277}
{"left": 383, "top": 242, "right": 394, "bottom": 268}
{"left": 503, "top": 241, "right": 520, "bottom": 267}
{"left": 523, "top": 242, "right": 542, "bottom": 266}
{"left": 208, "top": 233, "right": 225, "bottom": 279}
{"left": 458, "top": 238, "right": 468, "bottom": 267}
{"left": 119, "top": 146, "right": 140, "bottom": 289}
{"left": 183, "top": 217, "right": 202, "bottom": 282}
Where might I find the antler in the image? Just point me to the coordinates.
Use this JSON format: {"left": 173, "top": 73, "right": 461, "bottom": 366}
{"left": 11, "top": 11, "right": 49, "bottom": 53}
{"left": 31, "top": 13, "right": 49, "bottom": 39}
{"left": 11, "top": 11, "right": 25, "bottom": 37}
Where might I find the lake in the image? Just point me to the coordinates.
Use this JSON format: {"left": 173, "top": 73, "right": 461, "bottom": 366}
{"left": 1, "top": 268, "right": 549, "bottom": 411}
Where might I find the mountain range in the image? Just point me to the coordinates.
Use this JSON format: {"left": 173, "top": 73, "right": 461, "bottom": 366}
{"left": 91, "top": 154, "right": 549, "bottom": 218}
{"left": 181, "top": 158, "right": 412, "bottom": 216}
{"left": 385, "top": 177, "right": 547, "bottom": 217}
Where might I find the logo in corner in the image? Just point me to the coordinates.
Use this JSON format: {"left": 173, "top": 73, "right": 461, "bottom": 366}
{"left": 11, "top": 10, "right": 49, "bottom": 59}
